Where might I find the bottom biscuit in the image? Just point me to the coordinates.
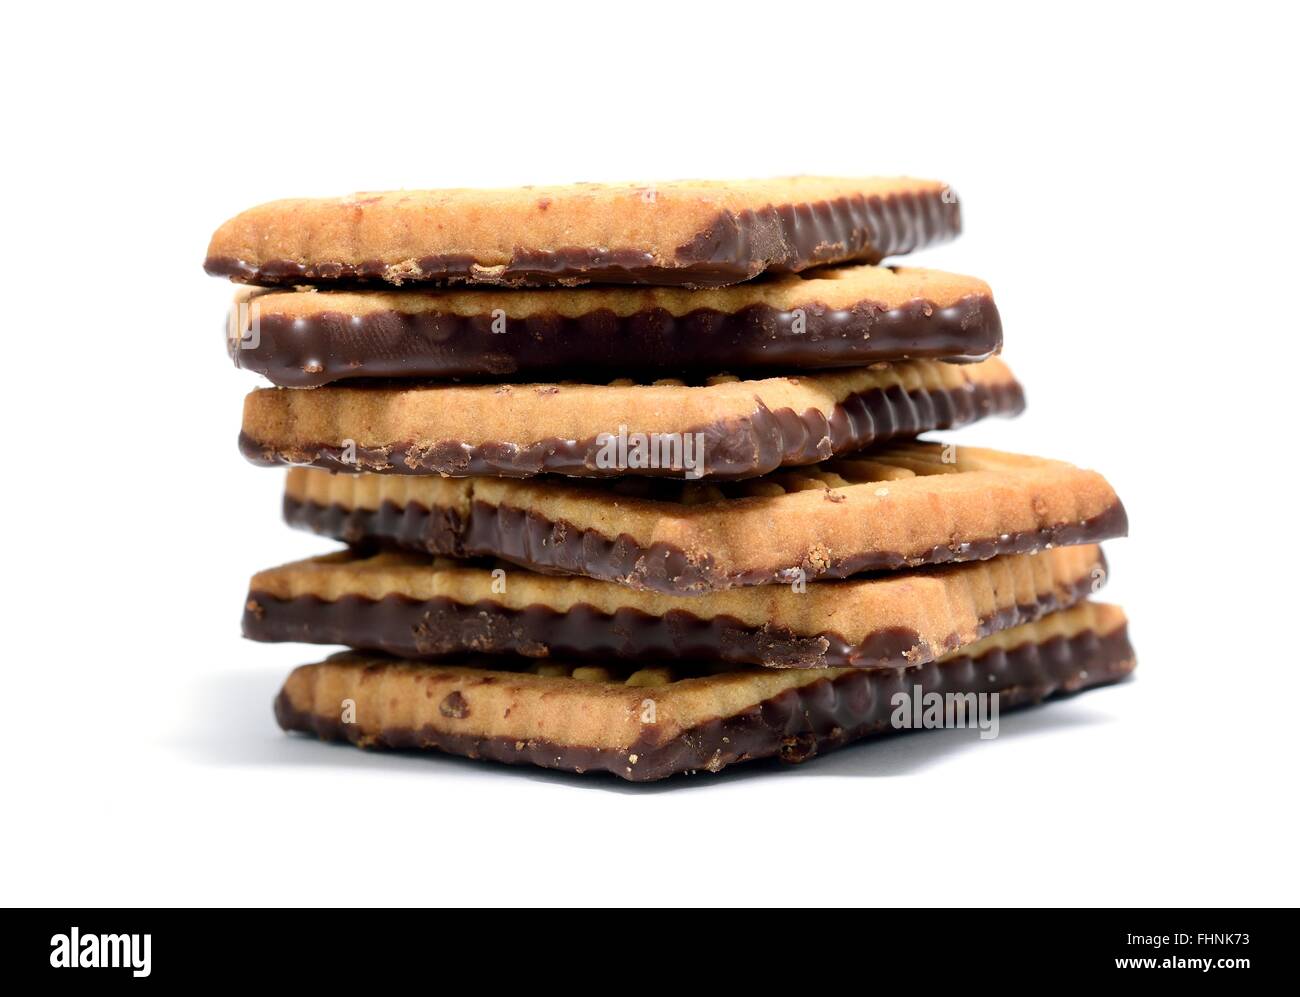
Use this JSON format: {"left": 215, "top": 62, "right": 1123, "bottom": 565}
{"left": 274, "top": 602, "right": 1134, "bottom": 781}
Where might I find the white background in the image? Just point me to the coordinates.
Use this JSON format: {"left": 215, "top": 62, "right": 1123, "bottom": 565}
{"left": 3, "top": 2, "right": 1296, "bottom": 907}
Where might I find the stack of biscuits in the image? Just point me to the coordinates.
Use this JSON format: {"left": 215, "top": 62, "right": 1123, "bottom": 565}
{"left": 206, "top": 177, "right": 1133, "bottom": 781}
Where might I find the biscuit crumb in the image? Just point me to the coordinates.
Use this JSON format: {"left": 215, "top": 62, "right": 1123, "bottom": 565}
{"left": 804, "top": 545, "right": 831, "bottom": 571}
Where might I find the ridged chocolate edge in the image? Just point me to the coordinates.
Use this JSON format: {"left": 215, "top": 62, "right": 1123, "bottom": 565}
{"left": 285, "top": 494, "right": 1128, "bottom": 595}
{"left": 207, "top": 189, "right": 961, "bottom": 289}
{"left": 241, "top": 378, "right": 1025, "bottom": 480}
{"left": 243, "top": 564, "right": 1101, "bottom": 669}
{"left": 232, "top": 293, "right": 1000, "bottom": 387}
{"left": 273, "top": 624, "right": 1135, "bottom": 781}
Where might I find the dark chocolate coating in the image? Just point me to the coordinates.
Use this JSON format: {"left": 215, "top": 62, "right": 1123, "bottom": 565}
{"left": 241, "top": 378, "right": 1025, "bottom": 480}
{"left": 273, "top": 624, "right": 1135, "bottom": 781}
{"left": 208, "top": 188, "right": 961, "bottom": 290}
{"left": 231, "top": 293, "right": 1000, "bottom": 387}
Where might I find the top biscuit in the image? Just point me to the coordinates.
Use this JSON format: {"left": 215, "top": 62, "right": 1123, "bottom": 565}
{"left": 204, "top": 177, "right": 960, "bottom": 289}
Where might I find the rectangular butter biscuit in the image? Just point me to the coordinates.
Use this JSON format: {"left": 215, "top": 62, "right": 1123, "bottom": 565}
{"left": 273, "top": 603, "right": 1134, "bottom": 781}
{"left": 282, "top": 441, "right": 1126, "bottom": 593}
{"left": 243, "top": 545, "right": 1107, "bottom": 670}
